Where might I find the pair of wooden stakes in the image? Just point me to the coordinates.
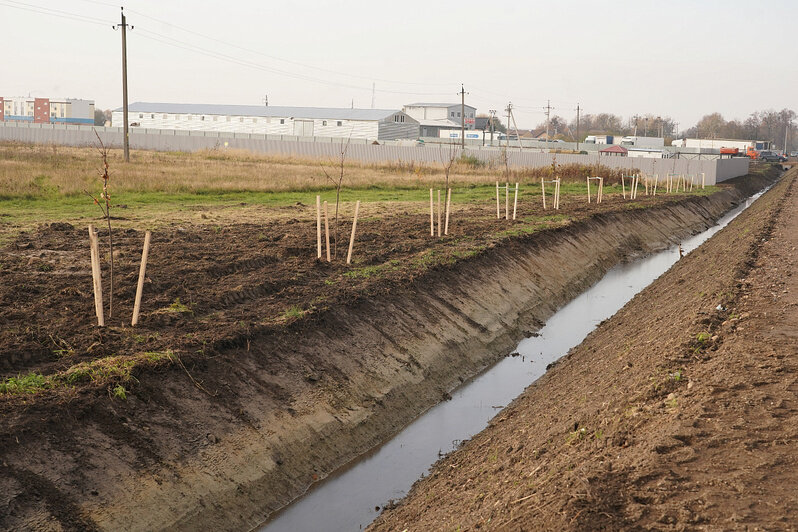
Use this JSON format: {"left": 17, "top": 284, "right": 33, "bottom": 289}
{"left": 430, "top": 188, "right": 452, "bottom": 236}
{"left": 496, "top": 182, "right": 520, "bottom": 220}
{"left": 587, "top": 176, "right": 605, "bottom": 203}
{"left": 315, "top": 196, "right": 360, "bottom": 265}
{"left": 541, "top": 178, "right": 561, "bottom": 210}
{"left": 88, "top": 225, "right": 151, "bottom": 327}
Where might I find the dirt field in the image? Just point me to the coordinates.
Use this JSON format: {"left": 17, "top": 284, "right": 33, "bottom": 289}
{"left": 0, "top": 179, "right": 714, "bottom": 389}
{"left": 0, "top": 154, "right": 780, "bottom": 530}
{"left": 370, "top": 170, "right": 797, "bottom": 530}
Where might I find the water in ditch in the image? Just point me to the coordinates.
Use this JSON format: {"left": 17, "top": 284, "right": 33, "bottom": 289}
{"left": 261, "top": 189, "right": 767, "bottom": 532}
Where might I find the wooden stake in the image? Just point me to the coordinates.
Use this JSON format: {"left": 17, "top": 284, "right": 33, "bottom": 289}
{"left": 702, "top": 172, "right": 706, "bottom": 189}
{"left": 316, "top": 195, "right": 322, "bottom": 259}
{"left": 430, "top": 188, "right": 434, "bottom": 236}
{"left": 437, "top": 189, "right": 442, "bottom": 237}
{"left": 323, "top": 201, "right": 331, "bottom": 262}
{"left": 505, "top": 182, "right": 509, "bottom": 220}
{"left": 496, "top": 181, "right": 500, "bottom": 219}
{"left": 444, "top": 188, "right": 452, "bottom": 235}
{"left": 586, "top": 176, "right": 591, "bottom": 203}
{"left": 653, "top": 174, "right": 658, "bottom": 196}
{"left": 598, "top": 178, "right": 604, "bottom": 203}
{"left": 621, "top": 175, "right": 626, "bottom": 199}
{"left": 554, "top": 179, "right": 560, "bottom": 210}
{"left": 88, "top": 225, "right": 104, "bottom": 327}
{"left": 512, "top": 183, "right": 519, "bottom": 220}
{"left": 541, "top": 177, "right": 547, "bottom": 210}
{"left": 131, "top": 230, "right": 151, "bottom": 327}
{"left": 346, "top": 200, "right": 360, "bottom": 265}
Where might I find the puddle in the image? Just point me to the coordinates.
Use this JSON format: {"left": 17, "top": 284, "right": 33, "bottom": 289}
{"left": 261, "top": 189, "right": 767, "bottom": 532}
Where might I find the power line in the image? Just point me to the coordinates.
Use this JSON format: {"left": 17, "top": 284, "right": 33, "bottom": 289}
{"left": 4, "top": 0, "right": 454, "bottom": 97}
{"left": 0, "top": 0, "right": 113, "bottom": 26}
{"left": 134, "top": 28, "right": 452, "bottom": 97}
{"left": 127, "top": 8, "right": 453, "bottom": 89}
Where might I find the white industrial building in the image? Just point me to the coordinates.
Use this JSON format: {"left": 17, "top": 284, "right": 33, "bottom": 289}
{"left": 112, "top": 102, "right": 419, "bottom": 141}
{"left": 403, "top": 102, "right": 477, "bottom": 138}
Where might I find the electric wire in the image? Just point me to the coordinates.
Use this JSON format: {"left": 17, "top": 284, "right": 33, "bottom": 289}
{"left": 127, "top": 8, "right": 453, "bottom": 89}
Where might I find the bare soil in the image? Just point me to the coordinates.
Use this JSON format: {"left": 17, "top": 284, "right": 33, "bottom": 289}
{"left": 0, "top": 189, "right": 723, "bottom": 388}
{"left": 370, "top": 170, "right": 798, "bottom": 531}
{"left": 0, "top": 170, "right": 779, "bottom": 531}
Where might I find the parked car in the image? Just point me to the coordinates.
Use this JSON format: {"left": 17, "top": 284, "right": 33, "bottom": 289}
{"left": 759, "top": 150, "right": 787, "bottom": 162}
{"left": 790, "top": 151, "right": 798, "bottom": 157}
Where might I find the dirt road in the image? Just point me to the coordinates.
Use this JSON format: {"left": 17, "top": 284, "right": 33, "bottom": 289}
{"left": 370, "top": 170, "right": 798, "bottom": 530}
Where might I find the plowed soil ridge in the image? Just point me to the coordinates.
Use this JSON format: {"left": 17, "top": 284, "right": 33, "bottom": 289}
{"left": 370, "top": 170, "right": 797, "bottom": 530}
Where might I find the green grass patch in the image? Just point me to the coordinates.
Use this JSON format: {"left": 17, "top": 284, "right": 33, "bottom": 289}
{"left": 0, "top": 373, "right": 49, "bottom": 394}
{"left": 344, "top": 260, "right": 401, "bottom": 279}
{"left": 157, "top": 298, "right": 192, "bottom": 314}
{"left": 282, "top": 305, "right": 305, "bottom": 320}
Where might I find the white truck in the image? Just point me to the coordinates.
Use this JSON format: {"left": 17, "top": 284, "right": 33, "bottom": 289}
{"left": 583, "top": 134, "right": 614, "bottom": 144}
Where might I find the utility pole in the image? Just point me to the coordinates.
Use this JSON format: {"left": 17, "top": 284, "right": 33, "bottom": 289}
{"left": 785, "top": 122, "right": 790, "bottom": 155}
{"left": 505, "top": 102, "right": 512, "bottom": 149}
{"left": 489, "top": 109, "right": 496, "bottom": 145}
{"left": 674, "top": 122, "right": 679, "bottom": 139}
{"left": 459, "top": 84, "right": 468, "bottom": 149}
{"left": 262, "top": 95, "right": 268, "bottom": 107}
{"left": 575, "top": 103, "right": 581, "bottom": 151}
{"left": 113, "top": 7, "right": 132, "bottom": 162}
{"left": 543, "top": 99, "right": 553, "bottom": 144}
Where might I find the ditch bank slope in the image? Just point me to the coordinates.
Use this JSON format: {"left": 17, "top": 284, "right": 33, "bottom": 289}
{"left": 370, "top": 170, "right": 797, "bottom": 531}
{"left": 0, "top": 175, "right": 776, "bottom": 531}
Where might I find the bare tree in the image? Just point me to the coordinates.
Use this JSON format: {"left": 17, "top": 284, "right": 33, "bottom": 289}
{"left": 319, "top": 137, "right": 351, "bottom": 258}
{"left": 439, "top": 142, "right": 459, "bottom": 191}
{"left": 85, "top": 130, "right": 115, "bottom": 318}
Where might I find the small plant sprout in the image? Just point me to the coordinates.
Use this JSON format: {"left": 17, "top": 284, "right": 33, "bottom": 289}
{"left": 113, "top": 384, "right": 127, "bottom": 400}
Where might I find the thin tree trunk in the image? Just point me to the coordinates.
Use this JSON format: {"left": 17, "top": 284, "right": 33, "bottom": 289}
{"left": 105, "top": 216, "right": 114, "bottom": 318}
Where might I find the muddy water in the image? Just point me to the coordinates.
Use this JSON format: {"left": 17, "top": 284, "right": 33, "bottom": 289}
{"left": 261, "top": 190, "right": 766, "bottom": 532}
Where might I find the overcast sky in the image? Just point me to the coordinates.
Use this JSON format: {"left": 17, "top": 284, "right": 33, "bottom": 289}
{"left": 2, "top": 0, "right": 796, "bottom": 129}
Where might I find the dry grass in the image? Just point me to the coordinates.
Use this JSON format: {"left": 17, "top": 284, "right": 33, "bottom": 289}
{"left": 0, "top": 142, "right": 635, "bottom": 198}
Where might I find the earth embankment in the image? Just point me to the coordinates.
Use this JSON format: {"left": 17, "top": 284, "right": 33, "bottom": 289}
{"left": 0, "top": 173, "right": 777, "bottom": 531}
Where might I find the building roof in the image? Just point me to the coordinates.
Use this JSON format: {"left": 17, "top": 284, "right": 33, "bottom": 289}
{"left": 405, "top": 102, "right": 476, "bottom": 110}
{"left": 117, "top": 102, "right": 410, "bottom": 121}
{"left": 600, "top": 145, "right": 628, "bottom": 154}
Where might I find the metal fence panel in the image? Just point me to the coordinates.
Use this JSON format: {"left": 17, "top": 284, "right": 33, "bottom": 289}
{"left": 0, "top": 122, "right": 751, "bottom": 184}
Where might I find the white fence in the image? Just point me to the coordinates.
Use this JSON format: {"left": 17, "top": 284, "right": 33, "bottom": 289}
{"left": 0, "top": 121, "right": 749, "bottom": 184}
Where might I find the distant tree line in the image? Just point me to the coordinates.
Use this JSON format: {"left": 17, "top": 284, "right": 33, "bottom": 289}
{"left": 682, "top": 109, "right": 795, "bottom": 152}
{"left": 535, "top": 108, "right": 796, "bottom": 152}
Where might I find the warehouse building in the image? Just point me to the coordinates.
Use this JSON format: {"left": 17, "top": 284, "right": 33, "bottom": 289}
{"left": 402, "top": 102, "right": 477, "bottom": 138}
{"left": 113, "top": 102, "right": 420, "bottom": 141}
{"left": 0, "top": 96, "right": 94, "bottom": 125}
